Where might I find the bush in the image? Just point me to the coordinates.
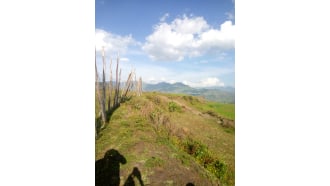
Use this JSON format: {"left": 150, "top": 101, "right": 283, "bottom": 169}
{"left": 168, "top": 101, "right": 181, "bottom": 112}
{"left": 180, "top": 138, "right": 230, "bottom": 184}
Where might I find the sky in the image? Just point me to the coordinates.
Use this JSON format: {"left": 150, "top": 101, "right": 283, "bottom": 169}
{"left": 95, "top": 0, "right": 235, "bottom": 87}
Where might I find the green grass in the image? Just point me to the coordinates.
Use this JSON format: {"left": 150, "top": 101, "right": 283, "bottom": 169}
{"left": 204, "top": 102, "right": 235, "bottom": 120}
{"left": 181, "top": 95, "right": 235, "bottom": 120}
{"left": 145, "top": 156, "right": 165, "bottom": 168}
{"left": 96, "top": 92, "right": 234, "bottom": 185}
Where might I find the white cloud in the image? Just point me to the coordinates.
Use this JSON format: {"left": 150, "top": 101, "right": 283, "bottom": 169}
{"left": 95, "top": 29, "right": 137, "bottom": 55}
{"left": 143, "top": 15, "right": 235, "bottom": 61}
{"left": 197, "top": 21, "right": 235, "bottom": 52}
{"left": 171, "top": 15, "right": 209, "bottom": 34}
{"left": 132, "top": 62, "right": 232, "bottom": 87}
{"left": 183, "top": 77, "right": 225, "bottom": 87}
{"left": 225, "top": 12, "right": 235, "bottom": 20}
{"left": 160, "top": 13, "right": 169, "bottom": 22}
{"left": 120, "top": 57, "right": 130, "bottom": 62}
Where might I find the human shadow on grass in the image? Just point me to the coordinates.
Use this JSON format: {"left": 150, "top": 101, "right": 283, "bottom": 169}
{"left": 123, "top": 167, "right": 144, "bottom": 186}
{"left": 96, "top": 149, "right": 127, "bottom": 186}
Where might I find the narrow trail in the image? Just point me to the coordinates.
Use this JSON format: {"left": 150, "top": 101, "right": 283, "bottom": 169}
{"left": 158, "top": 94, "right": 235, "bottom": 128}
{"left": 158, "top": 95, "right": 211, "bottom": 118}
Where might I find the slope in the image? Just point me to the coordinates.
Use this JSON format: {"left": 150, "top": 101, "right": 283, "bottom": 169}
{"left": 95, "top": 92, "right": 235, "bottom": 186}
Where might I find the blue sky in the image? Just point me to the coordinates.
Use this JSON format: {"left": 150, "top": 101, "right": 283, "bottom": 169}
{"left": 95, "top": 0, "right": 235, "bottom": 87}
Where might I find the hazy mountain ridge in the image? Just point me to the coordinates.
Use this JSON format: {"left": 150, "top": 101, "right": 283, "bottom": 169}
{"left": 143, "top": 82, "right": 235, "bottom": 103}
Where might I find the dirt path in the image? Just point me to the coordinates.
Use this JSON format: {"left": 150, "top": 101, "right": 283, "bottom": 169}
{"left": 158, "top": 95, "right": 211, "bottom": 118}
{"left": 158, "top": 94, "right": 236, "bottom": 128}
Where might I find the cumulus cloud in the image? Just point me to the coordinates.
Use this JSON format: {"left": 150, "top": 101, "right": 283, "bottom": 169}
{"left": 142, "top": 15, "right": 235, "bottom": 61}
{"left": 160, "top": 13, "right": 169, "bottom": 22}
{"left": 197, "top": 21, "right": 235, "bottom": 52}
{"left": 225, "top": 12, "right": 235, "bottom": 20}
{"left": 183, "top": 77, "right": 225, "bottom": 87}
{"left": 95, "top": 29, "right": 137, "bottom": 55}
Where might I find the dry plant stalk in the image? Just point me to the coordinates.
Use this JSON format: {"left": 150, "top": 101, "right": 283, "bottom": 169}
{"left": 96, "top": 49, "right": 139, "bottom": 133}
{"left": 113, "top": 55, "right": 119, "bottom": 108}
{"left": 95, "top": 49, "right": 107, "bottom": 127}
{"left": 136, "top": 77, "right": 143, "bottom": 96}
{"left": 122, "top": 71, "right": 134, "bottom": 99}
{"left": 101, "top": 47, "right": 107, "bottom": 120}
{"left": 108, "top": 58, "right": 113, "bottom": 111}
{"left": 117, "top": 69, "right": 122, "bottom": 104}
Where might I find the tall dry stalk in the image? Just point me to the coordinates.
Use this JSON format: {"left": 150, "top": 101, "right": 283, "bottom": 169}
{"left": 96, "top": 49, "right": 139, "bottom": 134}
{"left": 117, "top": 69, "right": 122, "bottom": 104}
{"left": 113, "top": 55, "right": 119, "bottom": 108}
{"left": 101, "top": 47, "right": 107, "bottom": 121}
{"left": 95, "top": 49, "right": 107, "bottom": 127}
{"left": 137, "top": 77, "right": 143, "bottom": 96}
{"left": 122, "top": 71, "right": 133, "bottom": 99}
{"left": 108, "top": 58, "right": 113, "bottom": 111}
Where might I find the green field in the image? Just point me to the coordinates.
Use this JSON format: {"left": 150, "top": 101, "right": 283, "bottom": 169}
{"left": 201, "top": 102, "right": 235, "bottom": 120}
{"left": 180, "top": 94, "right": 235, "bottom": 120}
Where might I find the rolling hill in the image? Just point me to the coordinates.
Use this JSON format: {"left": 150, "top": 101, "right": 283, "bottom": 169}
{"left": 143, "top": 82, "right": 235, "bottom": 104}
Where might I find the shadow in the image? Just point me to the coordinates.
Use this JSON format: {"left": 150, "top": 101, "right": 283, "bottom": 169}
{"left": 95, "top": 117, "right": 103, "bottom": 138}
{"left": 186, "top": 183, "right": 195, "bottom": 186}
{"left": 95, "top": 104, "right": 120, "bottom": 137}
{"left": 120, "top": 95, "right": 132, "bottom": 103}
{"left": 96, "top": 149, "right": 127, "bottom": 186}
{"left": 106, "top": 104, "right": 120, "bottom": 122}
{"left": 123, "top": 167, "right": 144, "bottom": 186}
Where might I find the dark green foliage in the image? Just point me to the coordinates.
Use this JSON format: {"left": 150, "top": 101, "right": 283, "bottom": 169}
{"left": 168, "top": 101, "right": 181, "bottom": 112}
{"left": 149, "top": 108, "right": 163, "bottom": 124}
{"left": 180, "top": 138, "right": 230, "bottom": 185}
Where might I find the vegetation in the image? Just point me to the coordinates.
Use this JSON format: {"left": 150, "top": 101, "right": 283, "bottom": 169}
{"left": 96, "top": 91, "right": 235, "bottom": 185}
{"left": 95, "top": 48, "right": 142, "bottom": 137}
{"left": 168, "top": 101, "right": 181, "bottom": 112}
{"left": 182, "top": 95, "right": 235, "bottom": 120}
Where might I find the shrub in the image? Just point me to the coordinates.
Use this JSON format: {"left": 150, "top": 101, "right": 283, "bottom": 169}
{"left": 168, "top": 101, "right": 181, "bottom": 112}
{"left": 180, "top": 138, "right": 230, "bottom": 185}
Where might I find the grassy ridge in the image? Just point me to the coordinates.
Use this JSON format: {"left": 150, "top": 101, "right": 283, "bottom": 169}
{"left": 96, "top": 92, "right": 235, "bottom": 185}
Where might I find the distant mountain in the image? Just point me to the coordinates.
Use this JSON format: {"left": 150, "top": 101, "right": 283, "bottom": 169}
{"left": 143, "top": 82, "right": 235, "bottom": 103}
{"left": 143, "top": 82, "right": 191, "bottom": 92}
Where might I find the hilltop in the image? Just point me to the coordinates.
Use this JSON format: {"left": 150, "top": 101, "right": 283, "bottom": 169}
{"left": 95, "top": 92, "right": 235, "bottom": 185}
{"left": 143, "top": 82, "right": 235, "bottom": 104}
